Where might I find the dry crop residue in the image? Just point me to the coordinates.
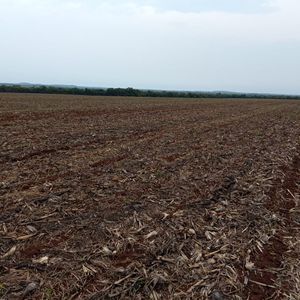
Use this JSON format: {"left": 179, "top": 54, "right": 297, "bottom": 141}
{"left": 0, "top": 93, "right": 299, "bottom": 299}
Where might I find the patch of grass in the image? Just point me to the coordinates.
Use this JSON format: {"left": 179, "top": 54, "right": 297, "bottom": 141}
{"left": 0, "top": 283, "right": 6, "bottom": 297}
{"left": 43, "top": 287, "right": 54, "bottom": 300}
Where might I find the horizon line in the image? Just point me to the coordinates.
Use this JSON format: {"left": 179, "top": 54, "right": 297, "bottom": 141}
{"left": 1, "top": 81, "right": 300, "bottom": 97}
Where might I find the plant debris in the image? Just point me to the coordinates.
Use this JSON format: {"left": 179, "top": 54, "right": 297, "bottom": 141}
{"left": 0, "top": 94, "right": 299, "bottom": 299}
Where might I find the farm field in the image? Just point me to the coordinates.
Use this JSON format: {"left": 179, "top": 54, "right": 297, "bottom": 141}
{"left": 0, "top": 93, "right": 299, "bottom": 299}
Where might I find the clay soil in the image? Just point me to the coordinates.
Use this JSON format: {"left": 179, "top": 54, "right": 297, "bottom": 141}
{"left": 0, "top": 93, "right": 299, "bottom": 299}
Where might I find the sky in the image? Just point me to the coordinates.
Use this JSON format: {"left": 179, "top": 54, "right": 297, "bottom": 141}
{"left": 1, "top": 0, "right": 300, "bottom": 94}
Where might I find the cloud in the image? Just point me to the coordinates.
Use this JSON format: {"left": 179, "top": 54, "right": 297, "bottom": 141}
{"left": 5, "top": 0, "right": 296, "bottom": 42}
{"left": 0, "top": 0, "right": 300, "bottom": 93}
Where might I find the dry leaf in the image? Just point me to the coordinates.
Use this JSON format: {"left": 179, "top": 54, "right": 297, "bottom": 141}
{"left": 145, "top": 230, "right": 158, "bottom": 239}
{"left": 27, "top": 225, "right": 38, "bottom": 233}
{"left": 245, "top": 252, "right": 255, "bottom": 270}
{"left": 102, "top": 246, "right": 113, "bottom": 255}
{"left": 188, "top": 228, "right": 196, "bottom": 235}
{"left": 83, "top": 264, "right": 97, "bottom": 275}
{"left": 17, "top": 234, "right": 35, "bottom": 241}
{"left": 23, "top": 282, "right": 38, "bottom": 297}
{"left": 32, "top": 256, "right": 49, "bottom": 265}
{"left": 205, "top": 231, "right": 213, "bottom": 240}
{"left": 2, "top": 245, "right": 17, "bottom": 259}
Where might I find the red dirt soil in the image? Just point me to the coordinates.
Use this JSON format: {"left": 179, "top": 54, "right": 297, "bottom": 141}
{"left": 0, "top": 94, "right": 299, "bottom": 299}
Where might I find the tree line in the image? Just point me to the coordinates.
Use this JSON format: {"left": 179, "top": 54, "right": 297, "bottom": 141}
{"left": 0, "top": 85, "right": 299, "bottom": 99}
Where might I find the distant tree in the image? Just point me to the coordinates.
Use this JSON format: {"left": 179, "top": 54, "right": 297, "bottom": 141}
{"left": 0, "top": 84, "right": 299, "bottom": 100}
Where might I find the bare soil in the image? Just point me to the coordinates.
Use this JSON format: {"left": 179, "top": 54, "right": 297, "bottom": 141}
{"left": 0, "top": 93, "right": 299, "bottom": 299}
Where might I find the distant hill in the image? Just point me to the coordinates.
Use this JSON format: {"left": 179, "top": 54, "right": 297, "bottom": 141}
{"left": 0, "top": 82, "right": 299, "bottom": 99}
{"left": 0, "top": 82, "right": 79, "bottom": 89}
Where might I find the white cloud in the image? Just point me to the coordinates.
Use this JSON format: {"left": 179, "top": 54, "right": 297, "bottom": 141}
{"left": 0, "top": 0, "right": 300, "bottom": 93}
